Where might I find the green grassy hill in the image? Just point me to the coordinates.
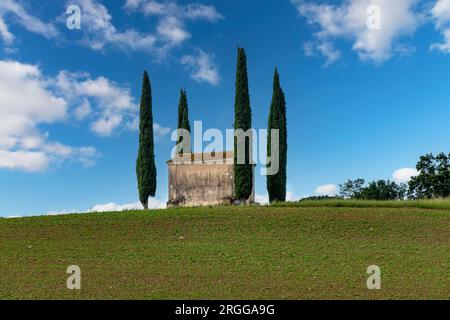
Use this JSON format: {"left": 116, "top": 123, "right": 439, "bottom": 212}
{"left": 0, "top": 206, "right": 449, "bottom": 300}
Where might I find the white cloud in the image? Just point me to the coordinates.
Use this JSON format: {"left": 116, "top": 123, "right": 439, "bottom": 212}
{"left": 62, "top": 0, "right": 156, "bottom": 53}
{"left": 153, "top": 123, "right": 171, "bottom": 140}
{"left": 286, "top": 192, "right": 300, "bottom": 202}
{"left": 76, "top": 146, "right": 101, "bottom": 167}
{"left": 292, "top": 0, "right": 421, "bottom": 64}
{"left": 315, "top": 184, "right": 338, "bottom": 196}
{"left": 157, "top": 16, "right": 190, "bottom": 47}
{"left": 0, "top": 0, "right": 57, "bottom": 44}
{"left": 89, "top": 199, "right": 166, "bottom": 212}
{"left": 303, "top": 41, "right": 342, "bottom": 67}
{"left": 90, "top": 115, "right": 122, "bottom": 136}
{"left": 125, "top": 0, "right": 223, "bottom": 21}
{"left": 126, "top": 0, "right": 223, "bottom": 56}
{"left": 123, "top": 0, "right": 142, "bottom": 10}
{"left": 392, "top": 167, "right": 419, "bottom": 183}
{"left": 46, "top": 209, "right": 79, "bottom": 216}
{"left": 430, "top": 0, "right": 450, "bottom": 53}
{"left": 74, "top": 99, "right": 92, "bottom": 120}
{"left": 0, "top": 60, "right": 99, "bottom": 171}
{"left": 431, "top": 0, "right": 450, "bottom": 28}
{"left": 52, "top": 70, "right": 169, "bottom": 138}
{"left": 255, "top": 194, "right": 269, "bottom": 205}
{"left": 430, "top": 28, "right": 450, "bottom": 52}
{"left": 181, "top": 50, "right": 220, "bottom": 85}
{"left": 255, "top": 192, "right": 299, "bottom": 204}
{"left": 0, "top": 59, "right": 171, "bottom": 171}
{"left": 126, "top": 118, "right": 171, "bottom": 141}
{"left": 68, "top": 0, "right": 222, "bottom": 58}
{"left": 0, "top": 16, "right": 14, "bottom": 44}
{"left": 51, "top": 71, "right": 138, "bottom": 136}
{"left": 0, "top": 150, "right": 48, "bottom": 171}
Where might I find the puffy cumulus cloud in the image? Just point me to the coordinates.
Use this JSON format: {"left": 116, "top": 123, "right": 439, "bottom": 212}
{"left": 431, "top": 28, "right": 450, "bottom": 52}
{"left": 431, "top": 0, "right": 450, "bottom": 28}
{"left": 392, "top": 167, "right": 419, "bottom": 183}
{"left": 315, "top": 184, "right": 338, "bottom": 196}
{"left": 156, "top": 16, "right": 190, "bottom": 48}
{"left": 1, "top": 1, "right": 222, "bottom": 86}
{"left": 292, "top": 0, "right": 421, "bottom": 64}
{"left": 0, "top": 59, "right": 171, "bottom": 172}
{"left": 51, "top": 71, "right": 138, "bottom": 136}
{"left": 89, "top": 199, "right": 166, "bottom": 212}
{"left": 0, "top": 0, "right": 58, "bottom": 45}
{"left": 68, "top": 0, "right": 222, "bottom": 58}
{"left": 65, "top": 0, "right": 157, "bottom": 52}
{"left": 0, "top": 141, "right": 100, "bottom": 172}
{"left": 430, "top": 0, "right": 450, "bottom": 53}
{"left": 0, "top": 150, "right": 48, "bottom": 172}
{"left": 180, "top": 50, "right": 220, "bottom": 85}
{"left": 128, "top": 0, "right": 223, "bottom": 57}
{"left": 0, "top": 60, "right": 99, "bottom": 172}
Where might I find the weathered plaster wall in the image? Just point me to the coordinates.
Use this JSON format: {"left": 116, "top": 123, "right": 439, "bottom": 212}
{"left": 167, "top": 163, "right": 255, "bottom": 207}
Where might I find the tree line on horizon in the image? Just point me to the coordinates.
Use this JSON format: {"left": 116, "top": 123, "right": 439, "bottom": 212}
{"left": 302, "top": 153, "right": 450, "bottom": 201}
{"left": 136, "top": 47, "right": 288, "bottom": 209}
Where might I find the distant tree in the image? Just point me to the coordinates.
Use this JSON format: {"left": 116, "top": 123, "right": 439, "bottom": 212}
{"left": 398, "top": 183, "right": 408, "bottom": 199}
{"left": 339, "top": 179, "right": 366, "bottom": 199}
{"left": 136, "top": 71, "right": 157, "bottom": 210}
{"left": 234, "top": 47, "right": 253, "bottom": 202}
{"left": 409, "top": 153, "right": 450, "bottom": 199}
{"left": 359, "top": 180, "right": 406, "bottom": 200}
{"left": 340, "top": 178, "right": 406, "bottom": 200}
{"left": 267, "top": 68, "right": 287, "bottom": 202}
{"left": 176, "top": 89, "right": 191, "bottom": 155}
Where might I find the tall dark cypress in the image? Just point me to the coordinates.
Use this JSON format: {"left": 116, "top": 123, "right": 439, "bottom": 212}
{"left": 176, "top": 89, "right": 191, "bottom": 155}
{"left": 280, "top": 89, "right": 288, "bottom": 201}
{"left": 136, "top": 71, "right": 157, "bottom": 209}
{"left": 234, "top": 47, "right": 253, "bottom": 202}
{"left": 267, "top": 68, "right": 287, "bottom": 202}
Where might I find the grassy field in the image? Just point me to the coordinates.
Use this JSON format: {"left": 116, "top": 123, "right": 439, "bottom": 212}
{"left": 0, "top": 206, "right": 449, "bottom": 300}
{"left": 273, "top": 199, "right": 450, "bottom": 210}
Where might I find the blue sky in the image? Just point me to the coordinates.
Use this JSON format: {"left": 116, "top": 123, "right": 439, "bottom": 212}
{"left": 1, "top": 0, "right": 450, "bottom": 216}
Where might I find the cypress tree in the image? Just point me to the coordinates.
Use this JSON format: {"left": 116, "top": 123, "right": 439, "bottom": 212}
{"left": 280, "top": 88, "right": 287, "bottom": 201}
{"left": 234, "top": 47, "right": 253, "bottom": 202}
{"left": 136, "top": 71, "right": 157, "bottom": 209}
{"left": 176, "top": 89, "right": 191, "bottom": 155}
{"left": 267, "top": 68, "right": 287, "bottom": 202}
